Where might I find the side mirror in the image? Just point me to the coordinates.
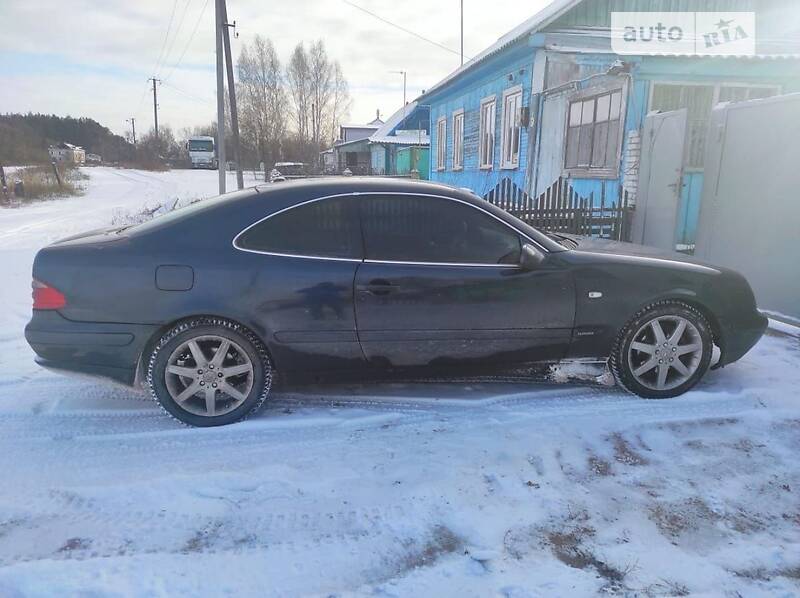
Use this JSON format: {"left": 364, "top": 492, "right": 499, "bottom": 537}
{"left": 519, "top": 243, "right": 545, "bottom": 270}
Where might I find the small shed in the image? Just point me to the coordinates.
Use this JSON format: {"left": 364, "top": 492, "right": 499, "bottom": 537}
{"left": 396, "top": 146, "right": 429, "bottom": 179}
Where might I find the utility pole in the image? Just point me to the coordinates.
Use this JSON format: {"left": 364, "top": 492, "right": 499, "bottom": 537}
{"left": 148, "top": 78, "right": 160, "bottom": 139}
{"left": 126, "top": 117, "right": 137, "bottom": 145}
{"left": 221, "top": 1, "right": 244, "bottom": 190}
{"left": 460, "top": 0, "right": 464, "bottom": 66}
{"left": 215, "top": 0, "right": 226, "bottom": 194}
{"left": 390, "top": 70, "right": 407, "bottom": 115}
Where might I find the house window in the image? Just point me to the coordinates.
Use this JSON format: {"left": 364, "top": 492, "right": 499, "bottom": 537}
{"left": 565, "top": 89, "right": 623, "bottom": 176}
{"left": 651, "top": 84, "right": 713, "bottom": 170}
{"left": 650, "top": 83, "right": 779, "bottom": 170}
{"left": 436, "top": 116, "right": 447, "bottom": 171}
{"left": 452, "top": 110, "right": 464, "bottom": 170}
{"left": 479, "top": 96, "right": 496, "bottom": 169}
{"left": 500, "top": 86, "right": 523, "bottom": 169}
{"left": 718, "top": 85, "right": 778, "bottom": 103}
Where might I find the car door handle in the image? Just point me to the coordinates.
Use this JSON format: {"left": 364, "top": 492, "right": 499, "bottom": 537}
{"left": 359, "top": 279, "right": 396, "bottom": 296}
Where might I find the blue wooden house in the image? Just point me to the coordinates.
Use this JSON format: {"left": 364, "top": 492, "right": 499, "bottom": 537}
{"left": 420, "top": 0, "right": 800, "bottom": 247}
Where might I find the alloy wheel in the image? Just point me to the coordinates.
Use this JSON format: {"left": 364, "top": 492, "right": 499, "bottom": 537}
{"left": 164, "top": 335, "right": 254, "bottom": 417}
{"left": 626, "top": 315, "right": 704, "bottom": 391}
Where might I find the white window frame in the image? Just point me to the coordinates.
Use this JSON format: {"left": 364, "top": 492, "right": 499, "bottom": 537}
{"left": 500, "top": 85, "right": 523, "bottom": 170}
{"left": 478, "top": 95, "right": 496, "bottom": 170}
{"left": 452, "top": 109, "right": 465, "bottom": 171}
{"left": 436, "top": 116, "right": 447, "bottom": 171}
{"left": 562, "top": 83, "right": 627, "bottom": 179}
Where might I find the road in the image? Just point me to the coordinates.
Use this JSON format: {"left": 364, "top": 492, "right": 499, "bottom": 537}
{"left": 0, "top": 168, "right": 798, "bottom": 596}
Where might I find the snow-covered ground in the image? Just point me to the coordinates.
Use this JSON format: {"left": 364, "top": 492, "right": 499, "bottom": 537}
{"left": 0, "top": 168, "right": 798, "bottom": 597}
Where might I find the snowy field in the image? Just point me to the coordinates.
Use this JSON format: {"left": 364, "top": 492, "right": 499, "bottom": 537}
{"left": 0, "top": 167, "right": 798, "bottom": 597}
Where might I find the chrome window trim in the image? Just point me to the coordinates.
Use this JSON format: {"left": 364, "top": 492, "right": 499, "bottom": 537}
{"left": 364, "top": 259, "right": 518, "bottom": 268}
{"left": 232, "top": 190, "right": 549, "bottom": 263}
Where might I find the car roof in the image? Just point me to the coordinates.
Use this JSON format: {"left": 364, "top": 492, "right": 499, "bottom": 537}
{"left": 125, "top": 177, "right": 563, "bottom": 252}
{"left": 249, "top": 177, "right": 564, "bottom": 253}
{"left": 253, "top": 176, "right": 475, "bottom": 201}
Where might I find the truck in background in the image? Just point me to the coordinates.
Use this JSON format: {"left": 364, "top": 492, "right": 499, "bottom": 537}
{"left": 187, "top": 136, "right": 217, "bottom": 169}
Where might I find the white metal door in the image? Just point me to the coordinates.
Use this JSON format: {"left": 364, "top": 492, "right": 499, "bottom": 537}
{"left": 631, "top": 109, "right": 688, "bottom": 250}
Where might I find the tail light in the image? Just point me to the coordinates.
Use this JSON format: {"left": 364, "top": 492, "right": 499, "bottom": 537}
{"left": 32, "top": 279, "right": 66, "bottom": 310}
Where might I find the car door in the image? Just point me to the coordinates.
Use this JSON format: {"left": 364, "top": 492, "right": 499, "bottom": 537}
{"left": 354, "top": 193, "right": 575, "bottom": 368}
{"left": 233, "top": 195, "right": 366, "bottom": 371}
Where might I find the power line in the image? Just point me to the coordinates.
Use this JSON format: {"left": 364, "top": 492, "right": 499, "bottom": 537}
{"left": 341, "top": 0, "right": 469, "bottom": 59}
{"left": 133, "top": 83, "right": 150, "bottom": 119}
{"left": 132, "top": 0, "right": 178, "bottom": 121}
{"left": 153, "top": 0, "right": 180, "bottom": 77}
{"left": 163, "top": 0, "right": 212, "bottom": 82}
{"left": 159, "top": 0, "right": 194, "bottom": 78}
{"left": 161, "top": 80, "right": 215, "bottom": 106}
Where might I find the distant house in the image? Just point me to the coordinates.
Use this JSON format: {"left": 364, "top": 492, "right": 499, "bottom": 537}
{"left": 86, "top": 153, "right": 102, "bottom": 165}
{"left": 338, "top": 113, "right": 384, "bottom": 142}
{"left": 48, "top": 142, "right": 86, "bottom": 165}
{"left": 369, "top": 102, "right": 430, "bottom": 178}
{"left": 325, "top": 105, "right": 430, "bottom": 177}
{"left": 420, "top": 0, "right": 800, "bottom": 247}
{"left": 319, "top": 148, "right": 336, "bottom": 173}
{"left": 332, "top": 112, "right": 385, "bottom": 174}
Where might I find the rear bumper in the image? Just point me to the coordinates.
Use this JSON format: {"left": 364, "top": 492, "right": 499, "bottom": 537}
{"left": 715, "top": 310, "right": 768, "bottom": 368}
{"left": 25, "top": 311, "right": 159, "bottom": 386}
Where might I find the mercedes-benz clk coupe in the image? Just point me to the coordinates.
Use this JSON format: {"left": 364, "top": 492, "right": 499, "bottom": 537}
{"left": 25, "top": 178, "right": 767, "bottom": 426}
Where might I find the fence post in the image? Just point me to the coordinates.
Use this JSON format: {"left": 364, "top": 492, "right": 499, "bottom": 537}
{"left": 621, "top": 188, "right": 631, "bottom": 242}
{"left": 600, "top": 186, "right": 607, "bottom": 239}
{"left": 0, "top": 163, "right": 7, "bottom": 202}
{"left": 51, "top": 161, "right": 63, "bottom": 189}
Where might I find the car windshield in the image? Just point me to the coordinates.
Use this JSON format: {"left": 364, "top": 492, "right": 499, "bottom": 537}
{"left": 189, "top": 140, "right": 214, "bottom": 152}
{"left": 545, "top": 232, "right": 578, "bottom": 249}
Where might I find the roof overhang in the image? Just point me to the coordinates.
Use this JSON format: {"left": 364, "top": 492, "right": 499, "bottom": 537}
{"left": 418, "top": 0, "right": 582, "bottom": 101}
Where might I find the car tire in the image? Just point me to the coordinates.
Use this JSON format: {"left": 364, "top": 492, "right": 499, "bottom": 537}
{"left": 610, "top": 300, "right": 713, "bottom": 399}
{"left": 146, "top": 317, "right": 273, "bottom": 426}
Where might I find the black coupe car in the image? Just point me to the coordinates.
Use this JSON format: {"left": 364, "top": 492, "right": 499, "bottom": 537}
{"left": 25, "top": 178, "right": 767, "bottom": 426}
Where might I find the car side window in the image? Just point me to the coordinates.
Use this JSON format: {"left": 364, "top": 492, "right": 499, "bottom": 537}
{"left": 360, "top": 194, "right": 521, "bottom": 265}
{"left": 236, "top": 196, "right": 361, "bottom": 259}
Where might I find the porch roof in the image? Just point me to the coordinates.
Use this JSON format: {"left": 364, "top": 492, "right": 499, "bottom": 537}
{"left": 368, "top": 101, "right": 430, "bottom": 146}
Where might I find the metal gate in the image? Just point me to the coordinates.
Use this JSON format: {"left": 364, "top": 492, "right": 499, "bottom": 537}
{"left": 695, "top": 94, "right": 800, "bottom": 319}
{"left": 631, "top": 109, "right": 688, "bottom": 251}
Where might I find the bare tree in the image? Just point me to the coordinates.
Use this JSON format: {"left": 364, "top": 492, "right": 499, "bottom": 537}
{"left": 286, "top": 40, "right": 351, "bottom": 164}
{"left": 327, "top": 62, "right": 352, "bottom": 146}
{"left": 286, "top": 43, "right": 311, "bottom": 144}
{"left": 235, "top": 38, "right": 351, "bottom": 170}
{"left": 237, "top": 36, "right": 287, "bottom": 175}
{"left": 308, "top": 40, "right": 334, "bottom": 152}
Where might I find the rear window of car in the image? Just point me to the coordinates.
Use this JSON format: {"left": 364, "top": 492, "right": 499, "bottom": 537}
{"left": 124, "top": 192, "right": 237, "bottom": 236}
{"left": 236, "top": 196, "right": 361, "bottom": 259}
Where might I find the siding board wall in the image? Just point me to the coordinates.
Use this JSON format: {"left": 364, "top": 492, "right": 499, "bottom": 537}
{"left": 428, "top": 47, "right": 534, "bottom": 198}
{"left": 423, "top": 0, "right": 800, "bottom": 223}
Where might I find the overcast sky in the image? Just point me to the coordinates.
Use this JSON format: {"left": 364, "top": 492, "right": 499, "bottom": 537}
{"left": 0, "top": 0, "right": 551, "bottom": 138}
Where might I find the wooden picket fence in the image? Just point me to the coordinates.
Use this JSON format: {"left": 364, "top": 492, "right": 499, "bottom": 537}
{"left": 484, "top": 177, "right": 634, "bottom": 242}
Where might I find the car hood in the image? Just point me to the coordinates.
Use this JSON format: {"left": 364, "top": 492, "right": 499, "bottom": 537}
{"left": 560, "top": 235, "right": 722, "bottom": 273}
